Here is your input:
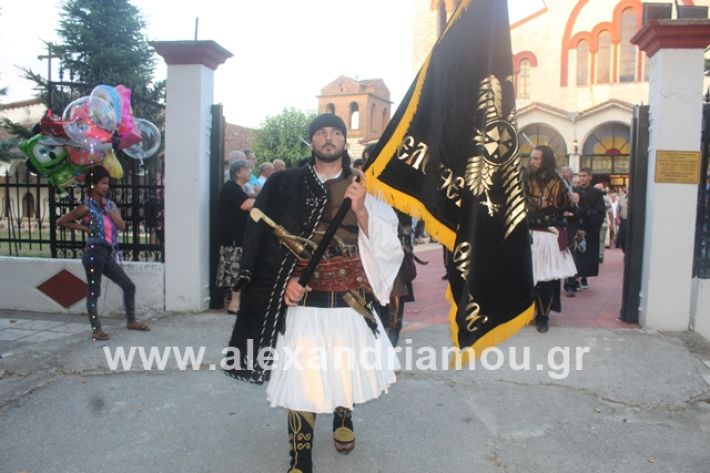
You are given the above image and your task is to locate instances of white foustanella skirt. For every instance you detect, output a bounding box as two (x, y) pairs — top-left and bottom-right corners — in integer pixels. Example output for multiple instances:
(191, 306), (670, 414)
(266, 305), (400, 413)
(530, 229), (578, 284)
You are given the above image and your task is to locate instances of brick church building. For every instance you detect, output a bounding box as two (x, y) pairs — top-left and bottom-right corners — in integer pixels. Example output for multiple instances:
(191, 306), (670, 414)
(412, 0), (710, 187)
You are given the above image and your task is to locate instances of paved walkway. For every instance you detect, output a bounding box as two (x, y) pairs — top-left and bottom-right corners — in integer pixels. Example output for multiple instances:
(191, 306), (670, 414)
(405, 244), (634, 333)
(0, 312), (88, 358)
(1, 246), (710, 473)
(0, 244), (629, 358)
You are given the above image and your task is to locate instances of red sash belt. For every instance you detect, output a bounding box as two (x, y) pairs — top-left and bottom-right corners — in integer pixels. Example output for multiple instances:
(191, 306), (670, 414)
(294, 255), (372, 293)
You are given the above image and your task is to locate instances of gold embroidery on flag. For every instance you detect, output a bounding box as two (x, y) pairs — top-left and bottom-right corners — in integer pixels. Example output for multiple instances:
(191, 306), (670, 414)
(439, 166), (464, 207)
(396, 136), (431, 174)
(453, 241), (471, 280)
(465, 294), (489, 333)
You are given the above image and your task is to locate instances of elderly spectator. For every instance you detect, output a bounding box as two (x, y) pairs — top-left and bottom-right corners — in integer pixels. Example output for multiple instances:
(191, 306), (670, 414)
(257, 162), (275, 185)
(225, 150), (246, 183)
(217, 160), (255, 313)
(243, 150), (262, 197)
(273, 159), (286, 173)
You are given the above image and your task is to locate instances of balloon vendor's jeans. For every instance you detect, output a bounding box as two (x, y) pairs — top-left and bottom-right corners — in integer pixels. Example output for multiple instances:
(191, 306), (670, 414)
(82, 242), (136, 331)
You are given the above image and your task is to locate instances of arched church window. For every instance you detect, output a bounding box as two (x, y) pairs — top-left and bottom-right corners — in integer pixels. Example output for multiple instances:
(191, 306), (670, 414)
(619, 9), (637, 82)
(582, 122), (631, 174)
(325, 103), (335, 114)
(350, 102), (360, 130)
(2, 193), (11, 217)
(22, 192), (35, 219)
(576, 40), (589, 86)
(597, 31), (612, 83)
(518, 59), (531, 99)
(518, 124), (568, 168)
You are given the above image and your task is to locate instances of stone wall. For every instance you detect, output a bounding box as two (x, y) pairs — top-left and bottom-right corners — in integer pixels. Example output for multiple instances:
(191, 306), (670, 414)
(0, 256), (164, 316)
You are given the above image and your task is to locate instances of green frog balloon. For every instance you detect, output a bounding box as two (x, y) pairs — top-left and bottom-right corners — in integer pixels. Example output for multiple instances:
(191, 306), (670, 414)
(20, 134), (78, 196)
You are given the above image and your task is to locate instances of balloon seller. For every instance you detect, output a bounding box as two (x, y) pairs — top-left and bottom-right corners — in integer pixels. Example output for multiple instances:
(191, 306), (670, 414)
(57, 165), (151, 340)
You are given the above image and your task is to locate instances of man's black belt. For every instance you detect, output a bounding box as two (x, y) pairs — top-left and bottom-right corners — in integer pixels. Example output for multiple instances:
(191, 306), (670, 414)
(298, 288), (369, 309)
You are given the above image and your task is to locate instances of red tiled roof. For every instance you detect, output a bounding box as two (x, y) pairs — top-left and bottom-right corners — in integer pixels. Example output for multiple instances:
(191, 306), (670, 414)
(224, 122), (256, 158)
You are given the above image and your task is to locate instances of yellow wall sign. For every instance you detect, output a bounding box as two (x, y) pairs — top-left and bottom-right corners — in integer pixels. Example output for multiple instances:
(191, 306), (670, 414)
(654, 150), (701, 184)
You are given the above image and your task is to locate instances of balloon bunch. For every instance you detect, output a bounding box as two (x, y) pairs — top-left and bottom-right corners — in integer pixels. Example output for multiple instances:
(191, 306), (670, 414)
(19, 84), (162, 196)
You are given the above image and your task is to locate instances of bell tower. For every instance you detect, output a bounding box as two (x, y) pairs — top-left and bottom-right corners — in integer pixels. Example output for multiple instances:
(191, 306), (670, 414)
(317, 75), (392, 157)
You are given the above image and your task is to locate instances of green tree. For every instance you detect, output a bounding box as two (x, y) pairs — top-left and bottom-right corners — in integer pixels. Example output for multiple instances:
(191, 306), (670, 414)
(0, 120), (30, 162)
(0, 82), (19, 162)
(20, 0), (164, 124)
(253, 108), (316, 166)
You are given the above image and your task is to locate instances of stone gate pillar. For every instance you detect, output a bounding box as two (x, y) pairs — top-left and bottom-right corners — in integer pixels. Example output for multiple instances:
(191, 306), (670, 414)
(631, 20), (710, 330)
(151, 41), (232, 312)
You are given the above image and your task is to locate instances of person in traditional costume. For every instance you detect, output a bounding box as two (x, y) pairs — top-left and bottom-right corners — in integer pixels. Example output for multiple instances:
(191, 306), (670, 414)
(225, 113), (403, 473)
(361, 143), (417, 346)
(524, 146), (578, 332)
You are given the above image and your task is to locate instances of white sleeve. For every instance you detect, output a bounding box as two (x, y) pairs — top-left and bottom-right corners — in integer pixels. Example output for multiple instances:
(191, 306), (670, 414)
(358, 195), (405, 304)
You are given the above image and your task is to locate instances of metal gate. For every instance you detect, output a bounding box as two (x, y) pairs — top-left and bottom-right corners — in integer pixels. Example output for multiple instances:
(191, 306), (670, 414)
(693, 103), (710, 279)
(208, 104), (227, 309)
(619, 105), (649, 324)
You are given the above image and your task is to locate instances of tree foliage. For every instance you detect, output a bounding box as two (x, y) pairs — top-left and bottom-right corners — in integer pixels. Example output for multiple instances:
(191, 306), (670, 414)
(253, 108), (316, 166)
(20, 0), (164, 124)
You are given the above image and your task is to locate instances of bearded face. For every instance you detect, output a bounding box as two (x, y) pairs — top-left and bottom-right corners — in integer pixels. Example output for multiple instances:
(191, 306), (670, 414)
(311, 127), (346, 163)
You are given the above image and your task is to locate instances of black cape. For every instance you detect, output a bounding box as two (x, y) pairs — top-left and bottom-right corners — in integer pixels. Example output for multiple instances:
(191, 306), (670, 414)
(224, 164), (330, 384)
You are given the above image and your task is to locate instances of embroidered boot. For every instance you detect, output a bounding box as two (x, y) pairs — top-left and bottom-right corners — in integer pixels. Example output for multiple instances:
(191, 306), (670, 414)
(333, 406), (355, 454)
(288, 410), (315, 473)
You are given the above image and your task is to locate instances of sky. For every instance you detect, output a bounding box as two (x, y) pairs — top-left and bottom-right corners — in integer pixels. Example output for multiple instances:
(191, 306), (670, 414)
(0, 0), (545, 129)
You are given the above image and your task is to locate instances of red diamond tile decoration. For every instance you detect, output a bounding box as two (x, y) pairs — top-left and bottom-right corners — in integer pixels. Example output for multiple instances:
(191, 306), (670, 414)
(36, 269), (88, 309)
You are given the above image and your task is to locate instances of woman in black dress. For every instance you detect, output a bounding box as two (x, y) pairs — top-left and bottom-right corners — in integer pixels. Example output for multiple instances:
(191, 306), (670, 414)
(216, 160), (255, 313)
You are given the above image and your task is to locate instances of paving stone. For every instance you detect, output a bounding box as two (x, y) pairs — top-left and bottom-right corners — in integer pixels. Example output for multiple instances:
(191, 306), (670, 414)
(19, 320), (68, 331)
(48, 323), (87, 334)
(0, 328), (36, 341)
(0, 319), (32, 329)
(14, 331), (72, 343)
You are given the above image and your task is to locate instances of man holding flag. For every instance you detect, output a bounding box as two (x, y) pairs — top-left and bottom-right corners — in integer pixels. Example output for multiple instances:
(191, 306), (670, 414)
(226, 114), (403, 472)
(226, 0), (535, 470)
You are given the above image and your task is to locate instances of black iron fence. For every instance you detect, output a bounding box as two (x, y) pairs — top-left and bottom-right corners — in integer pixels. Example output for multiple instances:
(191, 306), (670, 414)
(1, 74), (165, 261)
(1, 156), (164, 261)
(693, 103), (710, 279)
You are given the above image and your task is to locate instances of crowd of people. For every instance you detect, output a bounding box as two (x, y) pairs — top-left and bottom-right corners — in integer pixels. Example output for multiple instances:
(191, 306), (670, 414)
(56, 113), (627, 473)
(525, 145), (628, 333)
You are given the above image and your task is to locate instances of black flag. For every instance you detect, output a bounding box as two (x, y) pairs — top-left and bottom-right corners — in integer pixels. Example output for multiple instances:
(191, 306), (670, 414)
(365, 0), (535, 362)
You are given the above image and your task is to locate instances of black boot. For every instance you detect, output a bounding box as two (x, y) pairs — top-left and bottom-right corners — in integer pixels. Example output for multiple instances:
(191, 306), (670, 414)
(536, 315), (549, 333)
(288, 410), (315, 473)
(333, 406), (355, 454)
